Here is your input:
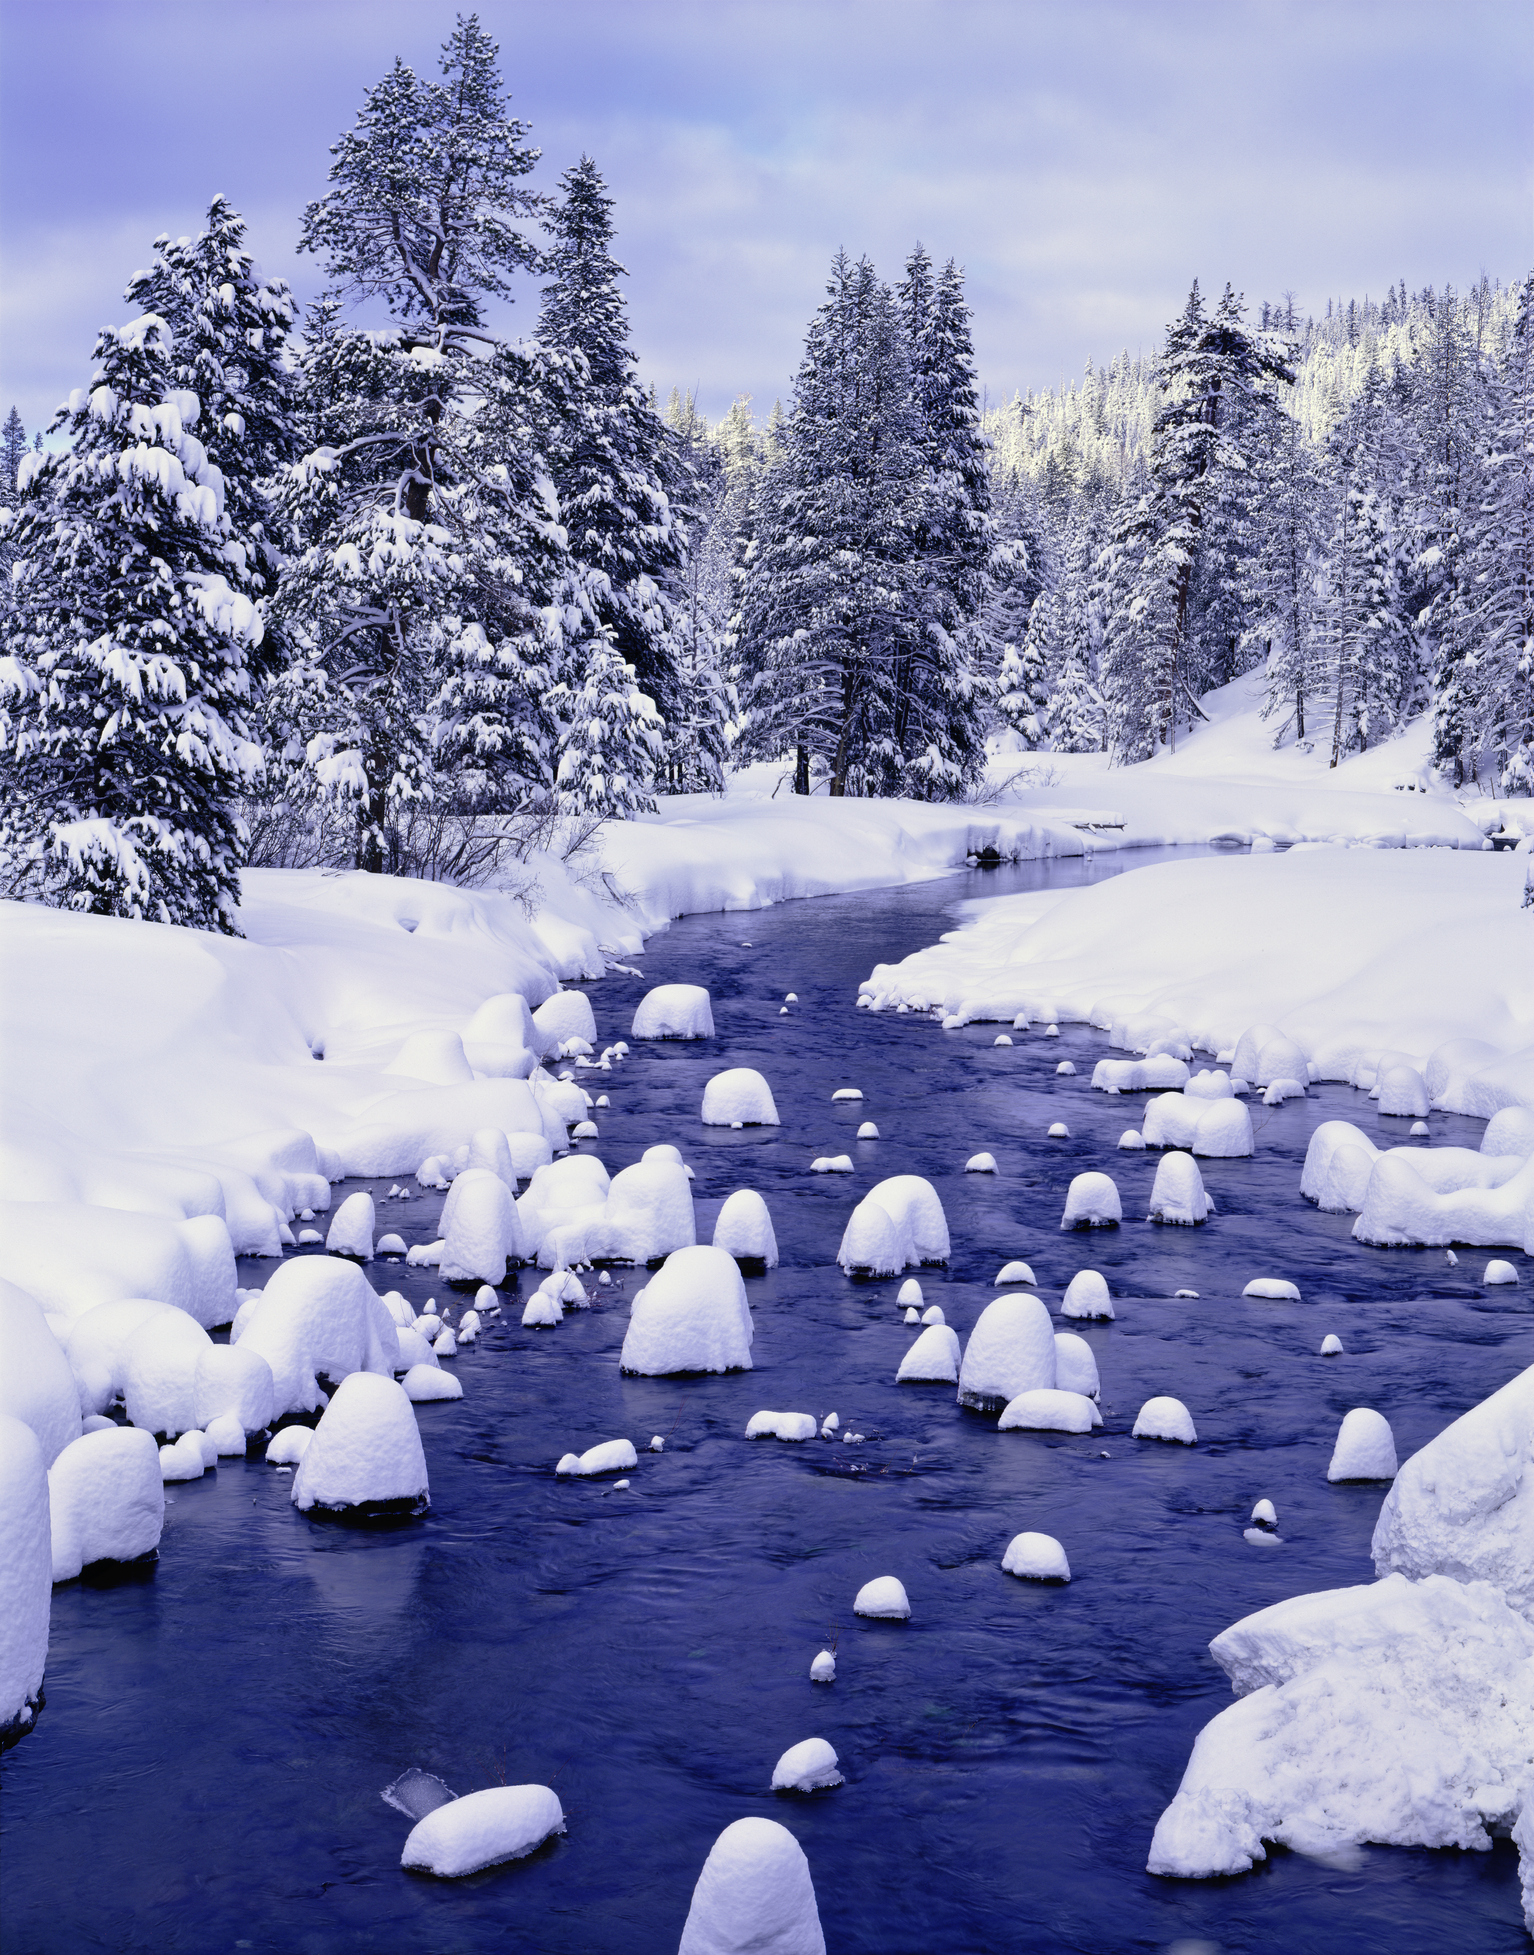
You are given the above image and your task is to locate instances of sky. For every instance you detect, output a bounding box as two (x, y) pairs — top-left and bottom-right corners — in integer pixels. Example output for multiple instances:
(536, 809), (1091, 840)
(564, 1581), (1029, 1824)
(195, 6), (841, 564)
(1, 0), (1529, 438)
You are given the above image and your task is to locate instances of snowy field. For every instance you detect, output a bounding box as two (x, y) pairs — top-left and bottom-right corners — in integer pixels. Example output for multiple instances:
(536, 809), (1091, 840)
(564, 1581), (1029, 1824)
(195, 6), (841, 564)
(2, 701), (1532, 1950)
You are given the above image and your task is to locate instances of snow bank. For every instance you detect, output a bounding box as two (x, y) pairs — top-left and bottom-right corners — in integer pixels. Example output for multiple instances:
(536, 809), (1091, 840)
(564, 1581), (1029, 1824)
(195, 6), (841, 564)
(1060, 1172), (1121, 1229)
(0, 1415), (51, 1744)
(677, 1815), (824, 1955)
(0, 1281), (81, 1466)
(836, 1175), (949, 1275)
(235, 1258), (397, 1417)
(1002, 1531), (1071, 1581)
(896, 1324), (962, 1384)
(957, 1295), (1056, 1412)
(0, 1202), (235, 1327)
(401, 1784), (565, 1877)
(701, 1068), (779, 1127)
(1371, 1363), (1534, 1618)
(712, 1189), (778, 1267)
(48, 1427), (162, 1581)
(771, 1737), (842, 1792)
(631, 984), (713, 1040)
(1147, 1574), (1534, 1883)
(291, 1372), (428, 1515)
(619, 1246), (753, 1376)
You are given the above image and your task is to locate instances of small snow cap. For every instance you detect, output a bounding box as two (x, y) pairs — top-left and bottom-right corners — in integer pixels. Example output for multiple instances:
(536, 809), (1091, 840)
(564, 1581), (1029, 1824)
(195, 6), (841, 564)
(1320, 1333), (1345, 1355)
(1484, 1260), (1519, 1286)
(1132, 1396), (1197, 1444)
(1001, 1530), (1071, 1581)
(853, 1575), (910, 1619)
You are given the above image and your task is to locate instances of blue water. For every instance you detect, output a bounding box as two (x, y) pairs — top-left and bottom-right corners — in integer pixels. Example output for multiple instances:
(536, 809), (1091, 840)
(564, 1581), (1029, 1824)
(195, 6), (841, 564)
(4, 849), (1531, 1955)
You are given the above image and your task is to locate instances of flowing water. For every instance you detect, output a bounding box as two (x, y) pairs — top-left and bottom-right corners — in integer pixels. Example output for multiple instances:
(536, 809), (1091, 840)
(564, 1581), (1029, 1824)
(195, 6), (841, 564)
(5, 849), (1531, 1955)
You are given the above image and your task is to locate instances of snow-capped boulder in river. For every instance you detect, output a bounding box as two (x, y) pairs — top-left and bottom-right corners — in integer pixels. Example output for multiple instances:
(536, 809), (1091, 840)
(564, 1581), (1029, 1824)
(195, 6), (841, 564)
(325, 1191), (375, 1261)
(235, 1258), (398, 1418)
(1060, 1172), (1121, 1230)
(123, 1309), (214, 1437)
(619, 1245), (753, 1376)
(1327, 1408), (1397, 1482)
(1231, 1024), (1310, 1090)
(48, 1426), (163, 1581)
(745, 1411), (818, 1442)
(701, 1069), (780, 1127)
(437, 1168), (525, 1285)
(713, 1189), (778, 1268)
(1376, 1065), (1430, 1118)
(896, 1323), (961, 1384)
(957, 1294), (1056, 1411)
(0, 1414), (51, 1745)
(1142, 1094), (1254, 1158)
(837, 1175), (949, 1276)
(1052, 1331), (1100, 1398)
(678, 1816), (825, 1955)
(0, 1280), (81, 1466)
(1371, 1363), (1533, 1615)
(533, 989), (597, 1054)
(1091, 1054), (1190, 1094)
(461, 992), (543, 1077)
(1134, 1396), (1197, 1444)
(631, 984), (714, 1040)
(998, 1388), (1101, 1433)
(290, 1372), (429, 1517)
(1061, 1270), (1113, 1320)
(771, 1737), (843, 1793)
(1147, 1153), (1211, 1225)
(402, 1784), (566, 1877)
(194, 1343), (276, 1438)
(1002, 1531), (1071, 1581)
(854, 1575), (911, 1619)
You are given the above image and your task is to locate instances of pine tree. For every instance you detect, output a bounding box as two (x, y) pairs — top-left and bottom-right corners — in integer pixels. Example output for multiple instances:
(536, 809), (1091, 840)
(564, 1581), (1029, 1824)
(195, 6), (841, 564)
(1469, 272), (1534, 788)
(0, 315), (266, 927)
(733, 252), (922, 796)
(996, 610), (1049, 748)
(1, 408), (25, 497)
(1250, 403), (1324, 745)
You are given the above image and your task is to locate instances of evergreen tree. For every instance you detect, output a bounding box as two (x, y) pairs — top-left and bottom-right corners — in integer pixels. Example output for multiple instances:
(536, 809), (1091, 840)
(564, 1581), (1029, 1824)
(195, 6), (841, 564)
(1250, 403), (1324, 744)
(1, 408), (25, 497)
(996, 610), (1049, 748)
(0, 315), (265, 927)
(1472, 272), (1534, 788)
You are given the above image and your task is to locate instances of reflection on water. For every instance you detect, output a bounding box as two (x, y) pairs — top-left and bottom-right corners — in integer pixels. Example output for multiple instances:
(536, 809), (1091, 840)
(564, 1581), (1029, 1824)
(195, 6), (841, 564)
(4, 851), (1530, 1954)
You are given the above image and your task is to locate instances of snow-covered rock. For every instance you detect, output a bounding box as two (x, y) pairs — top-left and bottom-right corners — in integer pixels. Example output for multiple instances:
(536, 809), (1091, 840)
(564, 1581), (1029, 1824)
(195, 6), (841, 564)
(965, 1151), (998, 1173)
(896, 1324), (961, 1384)
(810, 1649), (836, 1683)
(1321, 1333), (1345, 1355)
(159, 1431), (210, 1481)
(1060, 1172), (1121, 1229)
(557, 1438), (638, 1476)
(1118, 1129), (1147, 1151)
(1186, 1068), (1235, 1100)
(325, 1191), (375, 1260)
(235, 1257), (397, 1417)
(1047, 1122), (1069, 1138)
(920, 1304), (945, 1325)
(677, 1816), (824, 1955)
(1134, 1396), (1197, 1444)
(1091, 1054), (1191, 1093)
(1371, 1363), (1533, 1617)
(0, 1415), (51, 1744)
(856, 1121), (879, 1139)
(1055, 1060), (1076, 1076)
(438, 1168), (525, 1285)
(1301, 1121), (1381, 1210)
(534, 989), (597, 1052)
(1242, 1278), (1301, 1301)
(1147, 1152), (1210, 1225)
(535, 1156), (697, 1269)
(810, 1155), (854, 1174)
(123, 1309), (214, 1437)
(854, 1575), (910, 1619)
(1146, 1574), (1534, 1885)
(1376, 1065), (1430, 1117)
(48, 1426), (162, 1581)
(403, 1365), (462, 1402)
(836, 1175), (949, 1275)
(1142, 1093), (1254, 1157)
(0, 1280), (82, 1466)
(290, 1372), (428, 1516)
(957, 1294), (1056, 1411)
(1328, 1408), (1397, 1482)
(264, 1425), (313, 1465)
(771, 1737), (843, 1792)
(896, 1278), (923, 1307)
(401, 1784), (565, 1877)
(1060, 1270), (1113, 1320)
(745, 1411), (818, 1442)
(1002, 1531), (1071, 1581)
(619, 1245), (753, 1376)
(1486, 1259), (1520, 1284)
(995, 1261), (1037, 1286)
(831, 1087), (863, 1102)
(194, 1343), (276, 1437)
(631, 984), (713, 1040)
(713, 1189), (779, 1268)
(1231, 1024), (1309, 1090)
(701, 1068), (780, 1126)
(0, 1201), (237, 1327)
(997, 1388), (1101, 1434)
(1352, 1147), (1534, 1252)
(1052, 1331), (1100, 1398)
(386, 1029), (475, 1087)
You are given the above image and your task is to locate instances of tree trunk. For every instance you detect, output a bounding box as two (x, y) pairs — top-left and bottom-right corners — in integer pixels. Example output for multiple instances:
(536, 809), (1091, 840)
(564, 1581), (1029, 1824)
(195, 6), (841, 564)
(794, 743), (810, 796)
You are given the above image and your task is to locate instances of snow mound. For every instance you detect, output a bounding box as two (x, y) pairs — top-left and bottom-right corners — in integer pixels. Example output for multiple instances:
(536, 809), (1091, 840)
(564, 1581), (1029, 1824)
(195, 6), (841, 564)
(1052, 1331), (1100, 1397)
(1377, 1065), (1430, 1117)
(1321, 1333), (1345, 1355)
(1118, 1130), (1147, 1151)
(462, 992), (542, 1077)
(619, 1245), (753, 1375)
(1486, 1260), (1520, 1284)
(701, 1068), (780, 1127)
(831, 1088), (863, 1102)
(1186, 1069), (1235, 1100)
(810, 1156), (853, 1174)
(1148, 1152), (1210, 1225)
(921, 1304), (945, 1325)
(123, 1309), (214, 1436)
(534, 989), (597, 1052)
(678, 1816), (825, 1955)
(264, 1426), (312, 1465)
(438, 1168), (525, 1285)
(557, 1438), (637, 1476)
(1301, 1121), (1380, 1210)
(1243, 1278), (1301, 1301)
(325, 1191), (375, 1260)
(810, 1650), (835, 1683)
(402, 1784), (565, 1877)
(771, 1737), (842, 1793)
(998, 1388), (1101, 1433)
(896, 1279), (923, 1307)
(1060, 1172), (1121, 1229)
(1055, 1060), (1076, 1076)
(290, 1372), (428, 1515)
(1371, 1363), (1533, 1618)
(1002, 1531), (1071, 1581)
(0, 1280), (82, 1466)
(995, 1261), (1036, 1286)
(965, 1152), (998, 1173)
(632, 984), (713, 1040)
(0, 1415), (50, 1743)
(896, 1324), (961, 1384)
(403, 1365), (462, 1402)
(159, 1431), (210, 1481)
(48, 1426), (162, 1581)
(386, 1029), (475, 1086)
(1328, 1408), (1398, 1482)
(713, 1189), (779, 1268)
(745, 1411), (818, 1442)
(856, 1121), (879, 1139)
(1047, 1122), (1069, 1138)
(521, 1153), (696, 1268)
(0, 1201), (237, 1327)
(235, 1257), (397, 1417)
(1134, 1396), (1197, 1444)
(1147, 1574), (1534, 1884)
(957, 1294), (1056, 1411)
(1142, 1093), (1254, 1157)
(854, 1575), (910, 1619)
(1352, 1147), (1534, 1251)
(1092, 1055), (1191, 1093)
(837, 1175), (949, 1275)
(1232, 1025), (1309, 1090)
(1061, 1270), (1113, 1320)
(194, 1343), (275, 1437)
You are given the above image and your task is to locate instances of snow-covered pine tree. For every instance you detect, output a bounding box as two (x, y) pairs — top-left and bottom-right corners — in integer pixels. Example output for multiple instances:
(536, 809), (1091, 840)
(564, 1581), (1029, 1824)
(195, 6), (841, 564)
(1314, 426), (1410, 765)
(1, 408), (25, 497)
(894, 249), (993, 795)
(536, 157), (712, 782)
(1471, 272), (1534, 789)
(0, 314), (265, 927)
(996, 607), (1050, 749)
(1249, 401), (1324, 745)
(733, 252), (922, 796)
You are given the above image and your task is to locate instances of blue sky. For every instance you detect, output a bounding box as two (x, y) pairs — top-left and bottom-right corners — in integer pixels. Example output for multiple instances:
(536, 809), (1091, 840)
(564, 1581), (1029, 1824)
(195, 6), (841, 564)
(1, 0), (1529, 437)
